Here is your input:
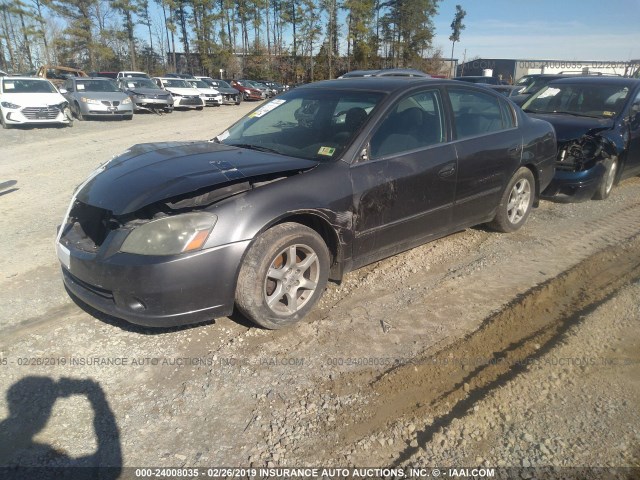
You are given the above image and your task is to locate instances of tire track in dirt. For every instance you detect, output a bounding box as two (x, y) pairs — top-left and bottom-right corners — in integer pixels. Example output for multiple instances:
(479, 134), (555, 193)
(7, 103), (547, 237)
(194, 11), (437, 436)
(293, 202), (640, 464)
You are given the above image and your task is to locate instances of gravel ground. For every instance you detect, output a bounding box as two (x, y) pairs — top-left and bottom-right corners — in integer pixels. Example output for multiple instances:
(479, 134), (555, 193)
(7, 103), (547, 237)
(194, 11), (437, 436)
(0, 102), (639, 479)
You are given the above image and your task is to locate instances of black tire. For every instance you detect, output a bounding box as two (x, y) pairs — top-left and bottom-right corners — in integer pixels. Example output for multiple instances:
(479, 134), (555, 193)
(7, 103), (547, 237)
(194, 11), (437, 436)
(488, 167), (535, 233)
(196, 106), (204, 111)
(124, 115), (133, 120)
(592, 156), (618, 200)
(73, 102), (84, 121)
(235, 222), (330, 329)
(164, 107), (173, 113)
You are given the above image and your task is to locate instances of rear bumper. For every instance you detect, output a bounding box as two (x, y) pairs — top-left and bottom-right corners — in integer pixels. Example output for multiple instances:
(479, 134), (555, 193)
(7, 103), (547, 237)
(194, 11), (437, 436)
(59, 240), (250, 327)
(541, 163), (606, 202)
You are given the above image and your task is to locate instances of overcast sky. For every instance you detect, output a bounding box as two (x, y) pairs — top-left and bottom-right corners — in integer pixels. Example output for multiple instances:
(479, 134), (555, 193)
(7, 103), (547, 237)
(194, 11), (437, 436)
(432, 0), (640, 61)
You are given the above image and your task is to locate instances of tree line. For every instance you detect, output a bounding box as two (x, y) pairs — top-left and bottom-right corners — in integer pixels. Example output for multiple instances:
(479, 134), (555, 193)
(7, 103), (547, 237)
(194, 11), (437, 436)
(0, 0), (454, 83)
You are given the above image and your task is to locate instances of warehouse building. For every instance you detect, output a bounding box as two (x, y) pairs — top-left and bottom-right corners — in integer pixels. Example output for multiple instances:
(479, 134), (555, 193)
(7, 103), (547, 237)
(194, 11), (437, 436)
(456, 58), (639, 83)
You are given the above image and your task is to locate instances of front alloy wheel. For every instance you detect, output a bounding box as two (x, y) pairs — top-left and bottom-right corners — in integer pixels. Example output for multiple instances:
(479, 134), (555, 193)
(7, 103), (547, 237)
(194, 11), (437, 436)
(235, 223), (330, 329)
(489, 167), (535, 233)
(264, 244), (320, 316)
(593, 156), (618, 200)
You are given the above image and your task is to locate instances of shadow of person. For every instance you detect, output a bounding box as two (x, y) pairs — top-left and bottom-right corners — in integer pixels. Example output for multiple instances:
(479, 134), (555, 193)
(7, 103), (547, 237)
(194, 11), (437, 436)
(0, 376), (122, 480)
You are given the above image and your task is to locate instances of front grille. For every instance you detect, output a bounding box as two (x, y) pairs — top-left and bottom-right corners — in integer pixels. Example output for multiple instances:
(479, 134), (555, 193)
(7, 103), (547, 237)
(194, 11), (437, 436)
(101, 101), (120, 106)
(181, 96), (201, 105)
(63, 269), (114, 300)
(22, 106), (60, 120)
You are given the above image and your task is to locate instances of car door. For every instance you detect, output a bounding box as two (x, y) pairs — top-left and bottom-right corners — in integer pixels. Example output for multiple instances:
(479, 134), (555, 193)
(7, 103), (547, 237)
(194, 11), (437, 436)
(624, 88), (640, 175)
(350, 88), (458, 267)
(446, 87), (522, 226)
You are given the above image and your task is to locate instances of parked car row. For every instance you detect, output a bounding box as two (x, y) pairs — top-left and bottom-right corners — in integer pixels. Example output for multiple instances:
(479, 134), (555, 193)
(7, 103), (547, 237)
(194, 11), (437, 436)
(0, 73), (256, 127)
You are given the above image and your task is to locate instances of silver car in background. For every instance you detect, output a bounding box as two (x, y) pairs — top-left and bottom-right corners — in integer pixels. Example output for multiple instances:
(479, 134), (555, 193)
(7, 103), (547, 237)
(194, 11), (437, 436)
(61, 77), (133, 120)
(118, 77), (174, 113)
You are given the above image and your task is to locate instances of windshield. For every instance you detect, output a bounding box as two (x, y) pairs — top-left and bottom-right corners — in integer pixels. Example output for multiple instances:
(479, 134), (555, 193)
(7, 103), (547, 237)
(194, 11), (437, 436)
(164, 79), (190, 88)
(516, 76), (535, 87)
(523, 83), (630, 118)
(189, 80), (210, 89)
(219, 88), (385, 161)
(75, 79), (120, 92)
(2, 78), (57, 93)
(123, 78), (161, 89)
(122, 72), (148, 78)
(520, 77), (561, 95)
(213, 80), (231, 88)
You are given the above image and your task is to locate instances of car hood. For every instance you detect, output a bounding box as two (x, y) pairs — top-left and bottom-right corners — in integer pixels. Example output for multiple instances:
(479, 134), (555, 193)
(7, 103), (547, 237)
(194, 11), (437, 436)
(527, 113), (614, 142)
(77, 141), (319, 215)
(195, 87), (220, 95)
(215, 87), (239, 95)
(70, 91), (129, 101)
(165, 87), (200, 96)
(1, 92), (66, 106)
(128, 88), (171, 97)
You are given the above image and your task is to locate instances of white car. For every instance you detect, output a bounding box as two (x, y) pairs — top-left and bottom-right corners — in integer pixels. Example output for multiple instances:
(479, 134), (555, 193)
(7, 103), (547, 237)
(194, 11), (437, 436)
(152, 77), (204, 110)
(187, 79), (223, 106)
(1, 76), (72, 129)
(117, 71), (150, 80)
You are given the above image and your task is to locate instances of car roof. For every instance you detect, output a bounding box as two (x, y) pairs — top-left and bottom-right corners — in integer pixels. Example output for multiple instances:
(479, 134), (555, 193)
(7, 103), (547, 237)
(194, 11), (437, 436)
(72, 77), (112, 81)
(1, 76), (51, 81)
(547, 76), (640, 87)
(298, 77), (486, 94)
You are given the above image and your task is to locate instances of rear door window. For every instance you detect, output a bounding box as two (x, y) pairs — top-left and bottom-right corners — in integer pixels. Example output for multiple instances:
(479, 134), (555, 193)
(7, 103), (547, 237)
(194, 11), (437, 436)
(448, 89), (510, 139)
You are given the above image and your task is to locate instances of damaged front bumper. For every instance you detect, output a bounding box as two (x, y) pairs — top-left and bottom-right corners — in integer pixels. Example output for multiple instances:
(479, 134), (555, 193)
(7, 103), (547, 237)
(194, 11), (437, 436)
(541, 162), (606, 202)
(58, 239), (250, 327)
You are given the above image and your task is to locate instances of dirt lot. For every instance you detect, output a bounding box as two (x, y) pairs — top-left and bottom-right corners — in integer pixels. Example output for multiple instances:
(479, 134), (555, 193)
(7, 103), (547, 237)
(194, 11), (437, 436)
(0, 104), (639, 479)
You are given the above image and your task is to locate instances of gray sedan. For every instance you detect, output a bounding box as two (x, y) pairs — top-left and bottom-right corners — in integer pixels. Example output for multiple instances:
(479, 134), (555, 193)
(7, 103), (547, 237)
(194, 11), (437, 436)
(117, 77), (174, 113)
(61, 77), (133, 120)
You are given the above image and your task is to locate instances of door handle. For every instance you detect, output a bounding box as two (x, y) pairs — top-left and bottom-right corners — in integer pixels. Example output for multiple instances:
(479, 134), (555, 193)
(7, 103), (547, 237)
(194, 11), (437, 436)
(438, 163), (456, 178)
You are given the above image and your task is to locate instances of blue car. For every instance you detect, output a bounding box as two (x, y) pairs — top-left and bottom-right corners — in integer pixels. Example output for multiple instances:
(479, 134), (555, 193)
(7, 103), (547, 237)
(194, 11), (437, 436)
(523, 77), (640, 201)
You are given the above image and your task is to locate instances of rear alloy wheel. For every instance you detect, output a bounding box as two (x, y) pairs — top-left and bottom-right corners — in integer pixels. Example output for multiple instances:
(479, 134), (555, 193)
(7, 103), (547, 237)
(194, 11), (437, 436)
(235, 223), (330, 329)
(489, 167), (535, 233)
(593, 156), (618, 200)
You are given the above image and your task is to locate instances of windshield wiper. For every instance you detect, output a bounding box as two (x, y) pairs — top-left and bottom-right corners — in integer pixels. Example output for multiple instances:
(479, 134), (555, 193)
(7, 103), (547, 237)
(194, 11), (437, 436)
(552, 110), (601, 118)
(230, 143), (281, 155)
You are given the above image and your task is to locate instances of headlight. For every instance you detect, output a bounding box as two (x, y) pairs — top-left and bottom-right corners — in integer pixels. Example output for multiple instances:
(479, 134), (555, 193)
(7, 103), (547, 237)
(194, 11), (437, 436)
(120, 212), (217, 256)
(134, 94), (146, 99)
(122, 97), (132, 104)
(1, 101), (20, 109)
(81, 97), (102, 105)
